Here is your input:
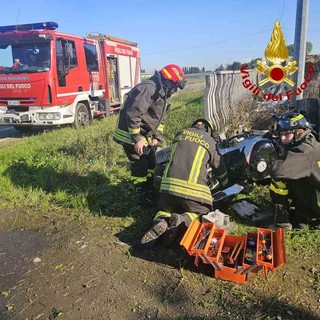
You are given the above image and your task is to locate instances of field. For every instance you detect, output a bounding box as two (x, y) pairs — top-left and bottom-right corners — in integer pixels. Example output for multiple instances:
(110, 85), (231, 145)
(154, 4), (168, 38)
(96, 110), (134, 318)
(0, 89), (319, 320)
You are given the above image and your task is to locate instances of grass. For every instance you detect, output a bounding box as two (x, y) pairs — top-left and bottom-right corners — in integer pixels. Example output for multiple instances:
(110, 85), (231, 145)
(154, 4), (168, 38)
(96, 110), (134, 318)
(0, 90), (204, 215)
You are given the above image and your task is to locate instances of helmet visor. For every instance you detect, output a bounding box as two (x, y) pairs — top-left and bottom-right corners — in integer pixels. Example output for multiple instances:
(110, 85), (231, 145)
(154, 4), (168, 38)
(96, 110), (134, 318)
(277, 119), (291, 131)
(176, 79), (186, 90)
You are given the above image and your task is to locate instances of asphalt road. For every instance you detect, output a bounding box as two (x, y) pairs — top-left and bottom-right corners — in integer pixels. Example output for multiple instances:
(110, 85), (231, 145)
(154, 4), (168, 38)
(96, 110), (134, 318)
(0, 126), (22, 140)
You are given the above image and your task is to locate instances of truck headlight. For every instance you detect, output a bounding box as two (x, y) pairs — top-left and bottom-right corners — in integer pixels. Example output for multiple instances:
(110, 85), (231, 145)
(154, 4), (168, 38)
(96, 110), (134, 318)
(38, 112), (61, 120)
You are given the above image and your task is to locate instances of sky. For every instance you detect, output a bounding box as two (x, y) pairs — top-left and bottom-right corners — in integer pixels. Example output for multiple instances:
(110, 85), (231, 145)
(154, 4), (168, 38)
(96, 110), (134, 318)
(0, 0), (319, 72)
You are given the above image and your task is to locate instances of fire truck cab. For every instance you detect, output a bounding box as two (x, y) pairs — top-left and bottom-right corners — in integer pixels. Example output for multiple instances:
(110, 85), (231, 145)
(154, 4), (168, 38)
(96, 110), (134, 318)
(0, 21), (141, 130)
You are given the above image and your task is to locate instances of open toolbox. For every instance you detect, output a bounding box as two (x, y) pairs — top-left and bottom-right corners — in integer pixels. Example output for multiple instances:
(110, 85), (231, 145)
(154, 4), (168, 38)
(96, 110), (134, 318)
(180, 220), (286, 284)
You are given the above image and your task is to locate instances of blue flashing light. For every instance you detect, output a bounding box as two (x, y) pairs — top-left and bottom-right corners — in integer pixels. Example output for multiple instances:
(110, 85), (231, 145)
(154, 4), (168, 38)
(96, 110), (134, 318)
(0, 22), (58, 33)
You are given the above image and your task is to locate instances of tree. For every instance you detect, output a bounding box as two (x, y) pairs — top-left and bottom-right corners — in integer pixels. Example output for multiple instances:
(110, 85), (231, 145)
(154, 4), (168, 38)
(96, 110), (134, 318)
(247, 58), (262, 69)
(287, 41), (313, 57)
(215, 64), (225, 71)
(182, 66), (202, 74)
(226, 61), (242, 71)
(306, 41), (313, 55)
(214, 58), (262, 72)
(287, 44), (294, 57)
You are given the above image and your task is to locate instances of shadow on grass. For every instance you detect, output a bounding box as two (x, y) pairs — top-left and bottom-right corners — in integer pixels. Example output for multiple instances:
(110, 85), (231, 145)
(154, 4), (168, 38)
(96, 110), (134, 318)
(3, 161), (138, 218)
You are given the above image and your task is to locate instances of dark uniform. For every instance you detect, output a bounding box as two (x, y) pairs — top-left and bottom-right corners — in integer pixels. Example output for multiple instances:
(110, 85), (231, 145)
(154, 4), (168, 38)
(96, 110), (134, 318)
(113, 71), (171, 201)
(159, 126), (228, 211)
(141, 120), (228, 246)
(113, 64), (186, 205)
(270, 131), (320, 225)
(270, 111), (320, 227)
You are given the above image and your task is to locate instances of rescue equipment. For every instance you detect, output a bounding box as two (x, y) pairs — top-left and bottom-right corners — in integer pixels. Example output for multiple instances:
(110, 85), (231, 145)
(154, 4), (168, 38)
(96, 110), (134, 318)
(181, 220), (286, 284)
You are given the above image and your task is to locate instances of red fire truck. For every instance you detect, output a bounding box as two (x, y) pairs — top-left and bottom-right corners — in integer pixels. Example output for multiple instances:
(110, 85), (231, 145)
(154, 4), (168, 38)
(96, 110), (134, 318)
(0, 21), (141, 131)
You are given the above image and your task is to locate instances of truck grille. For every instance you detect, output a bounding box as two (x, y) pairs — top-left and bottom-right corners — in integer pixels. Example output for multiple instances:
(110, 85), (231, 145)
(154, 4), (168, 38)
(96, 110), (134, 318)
(0, 97), (36, 105)
(7, 106), (30, 112)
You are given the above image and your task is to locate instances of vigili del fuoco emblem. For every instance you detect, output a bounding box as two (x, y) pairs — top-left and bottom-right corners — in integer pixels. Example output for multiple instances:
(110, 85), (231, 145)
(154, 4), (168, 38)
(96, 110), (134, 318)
(255, 20), (298, 87)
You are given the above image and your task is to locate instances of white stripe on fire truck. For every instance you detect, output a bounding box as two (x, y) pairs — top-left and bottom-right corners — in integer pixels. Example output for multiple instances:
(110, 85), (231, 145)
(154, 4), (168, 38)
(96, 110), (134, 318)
(57, 90), (105, 97)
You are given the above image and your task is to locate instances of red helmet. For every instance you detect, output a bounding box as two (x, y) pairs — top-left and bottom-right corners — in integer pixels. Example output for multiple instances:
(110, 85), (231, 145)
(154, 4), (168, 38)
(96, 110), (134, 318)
(160, 64), (186, 89)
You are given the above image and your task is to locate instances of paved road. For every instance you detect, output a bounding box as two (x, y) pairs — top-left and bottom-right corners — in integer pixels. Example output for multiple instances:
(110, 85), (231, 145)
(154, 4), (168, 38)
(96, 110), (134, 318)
(0, 109), (21, 141)
(0, 126), (22, 140)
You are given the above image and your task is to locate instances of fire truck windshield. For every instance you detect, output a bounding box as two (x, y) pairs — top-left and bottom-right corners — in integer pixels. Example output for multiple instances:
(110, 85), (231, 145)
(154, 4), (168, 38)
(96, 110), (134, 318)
(0, 42), (50, 74)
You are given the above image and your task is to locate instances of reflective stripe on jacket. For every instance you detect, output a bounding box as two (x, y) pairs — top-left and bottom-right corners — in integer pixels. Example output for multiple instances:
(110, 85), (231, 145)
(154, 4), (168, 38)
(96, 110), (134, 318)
(269, 179), (290, 207)
(160, 127), (227, 205)
(113, 71), (169, 145)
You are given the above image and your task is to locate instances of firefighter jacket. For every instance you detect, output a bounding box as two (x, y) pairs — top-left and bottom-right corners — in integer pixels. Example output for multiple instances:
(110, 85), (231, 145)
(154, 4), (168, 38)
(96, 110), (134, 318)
(160, 127), (228, 206)
(113, 71), (169, 145)
(270, 131), (320, 216)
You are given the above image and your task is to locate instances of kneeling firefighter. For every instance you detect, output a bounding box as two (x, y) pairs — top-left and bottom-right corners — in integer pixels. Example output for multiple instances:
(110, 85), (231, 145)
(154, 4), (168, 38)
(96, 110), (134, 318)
(141, 119), (229, 246)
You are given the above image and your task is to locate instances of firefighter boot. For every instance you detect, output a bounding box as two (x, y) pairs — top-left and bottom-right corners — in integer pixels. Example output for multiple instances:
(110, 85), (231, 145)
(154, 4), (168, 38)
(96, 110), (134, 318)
(141, 219), (169, 246)
(289, 209), (308, 229)
(161, 213), (191, 247)
(274, 205), (292, 231)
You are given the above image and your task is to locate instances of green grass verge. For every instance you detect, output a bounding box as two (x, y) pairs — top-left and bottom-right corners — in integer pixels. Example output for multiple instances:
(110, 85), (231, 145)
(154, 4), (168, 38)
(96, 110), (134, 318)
(0, 91), (203, 216)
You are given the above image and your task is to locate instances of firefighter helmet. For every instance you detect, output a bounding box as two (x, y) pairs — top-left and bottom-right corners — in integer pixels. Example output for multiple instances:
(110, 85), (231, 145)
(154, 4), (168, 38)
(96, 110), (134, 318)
(192, 118), (215, 137)
(276, 111), (310, 146)
(277, 111), (310, 132)
(160, 64), (186, 89)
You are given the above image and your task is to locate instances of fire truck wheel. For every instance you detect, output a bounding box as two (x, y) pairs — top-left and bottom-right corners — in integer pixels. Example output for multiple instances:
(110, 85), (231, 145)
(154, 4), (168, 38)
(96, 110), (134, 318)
(73, 103), (91, 129)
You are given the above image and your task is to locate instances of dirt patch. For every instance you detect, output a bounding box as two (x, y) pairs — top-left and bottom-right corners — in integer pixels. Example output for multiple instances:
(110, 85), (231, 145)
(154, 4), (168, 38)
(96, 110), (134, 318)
(0, 230), (48, 319)
(0, 208), (319, 320)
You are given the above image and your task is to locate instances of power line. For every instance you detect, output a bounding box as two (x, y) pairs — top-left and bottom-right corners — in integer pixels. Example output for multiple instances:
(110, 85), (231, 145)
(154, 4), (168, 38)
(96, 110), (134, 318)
(16, 8), (20, 24)
(142, 29), (272, 56)
(279, 0), (286, 21)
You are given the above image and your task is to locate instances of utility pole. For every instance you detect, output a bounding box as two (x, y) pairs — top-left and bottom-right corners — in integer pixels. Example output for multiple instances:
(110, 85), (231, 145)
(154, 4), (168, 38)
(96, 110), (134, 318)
(293, 0), (309, 101)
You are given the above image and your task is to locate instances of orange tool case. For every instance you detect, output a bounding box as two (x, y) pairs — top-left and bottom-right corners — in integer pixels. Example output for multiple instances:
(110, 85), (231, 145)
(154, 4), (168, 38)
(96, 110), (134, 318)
(180, 220), (286, 284)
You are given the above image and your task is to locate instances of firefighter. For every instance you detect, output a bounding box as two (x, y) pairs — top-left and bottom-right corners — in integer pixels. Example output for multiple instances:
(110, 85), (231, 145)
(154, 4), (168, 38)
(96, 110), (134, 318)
(141, 119), (229, 246)
(269, 111), (320, 229)
(113, 64), (186, 205)
(25, 50), (37, 66)
(13, 59), (23, 70)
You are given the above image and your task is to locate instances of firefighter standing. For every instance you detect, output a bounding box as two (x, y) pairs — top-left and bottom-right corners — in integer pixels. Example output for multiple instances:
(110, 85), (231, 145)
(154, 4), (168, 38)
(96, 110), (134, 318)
(270, 111), (320, 229)
(113, 64), (186, 205)
(141, 119), (229, 246)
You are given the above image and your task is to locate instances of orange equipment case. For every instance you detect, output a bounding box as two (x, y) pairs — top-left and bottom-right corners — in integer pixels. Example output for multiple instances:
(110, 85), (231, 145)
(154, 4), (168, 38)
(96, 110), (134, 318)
(180, 220), (286, 284)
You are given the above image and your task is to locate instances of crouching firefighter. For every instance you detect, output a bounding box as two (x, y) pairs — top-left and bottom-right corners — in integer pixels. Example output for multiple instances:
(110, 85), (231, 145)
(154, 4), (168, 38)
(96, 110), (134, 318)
(270, 111), (320, 229)
(141, 119), (229, 246)
(113, 64), (186, 205)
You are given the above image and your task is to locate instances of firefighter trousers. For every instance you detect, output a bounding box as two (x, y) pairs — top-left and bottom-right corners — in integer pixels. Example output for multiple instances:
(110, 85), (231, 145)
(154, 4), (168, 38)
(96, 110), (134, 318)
(149, 193), (212, 246)
(122, 143), (156, 190)
(154, 193), (212, 224)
